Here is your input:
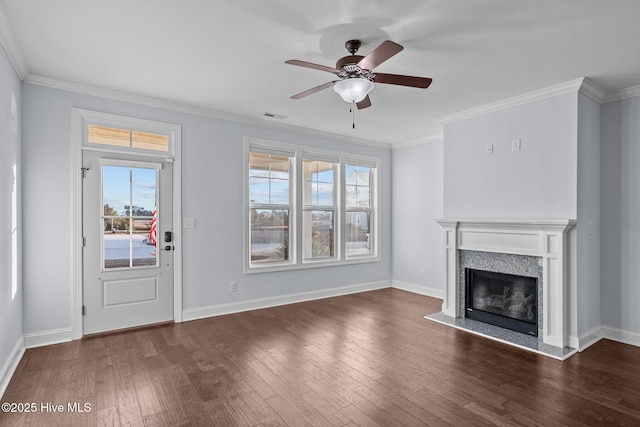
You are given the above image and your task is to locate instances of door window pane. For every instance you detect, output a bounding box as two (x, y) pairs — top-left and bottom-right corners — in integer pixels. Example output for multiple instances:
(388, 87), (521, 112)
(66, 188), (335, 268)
(250, 209), (289, 263)
(102, 165), (159, 269)
(103, 218), (131, 268)
(131, 168), (157, 216)
(132, 218), (157, 266)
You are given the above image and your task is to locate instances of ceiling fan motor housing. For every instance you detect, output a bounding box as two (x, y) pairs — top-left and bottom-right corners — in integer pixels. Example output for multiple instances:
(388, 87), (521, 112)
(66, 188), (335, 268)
(337, 40), (374, 79)
(336, 55), (365, 71)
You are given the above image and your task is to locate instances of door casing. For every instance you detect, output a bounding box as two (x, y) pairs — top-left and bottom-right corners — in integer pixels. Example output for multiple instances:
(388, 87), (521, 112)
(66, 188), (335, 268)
(71, 108), (183, 339)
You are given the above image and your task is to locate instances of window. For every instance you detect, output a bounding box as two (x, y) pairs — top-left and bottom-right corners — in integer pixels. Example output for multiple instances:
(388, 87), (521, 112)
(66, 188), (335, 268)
(102, 163), (160, 269)
(345, 162), (374, 257)
(245, 138), (379, 272)
(248, 149), (294, 265)
(11, 164), (17, 300)
(87, 125), (170, 152)
(302, 156), (338, 261)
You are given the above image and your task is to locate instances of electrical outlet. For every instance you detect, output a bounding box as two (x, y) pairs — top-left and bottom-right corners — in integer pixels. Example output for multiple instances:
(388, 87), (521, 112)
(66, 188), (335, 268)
(229, 281), (237, 292)
(420, 269), (427, 278)
(486, 144), (494, 155)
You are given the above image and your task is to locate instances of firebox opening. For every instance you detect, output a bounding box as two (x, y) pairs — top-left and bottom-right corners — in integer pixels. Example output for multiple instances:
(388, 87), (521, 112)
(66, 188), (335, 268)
(465, 268), (538, 336)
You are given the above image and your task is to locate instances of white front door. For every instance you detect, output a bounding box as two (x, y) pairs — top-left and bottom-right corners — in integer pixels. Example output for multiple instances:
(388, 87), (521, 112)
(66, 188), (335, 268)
(82, 150), (174, 335)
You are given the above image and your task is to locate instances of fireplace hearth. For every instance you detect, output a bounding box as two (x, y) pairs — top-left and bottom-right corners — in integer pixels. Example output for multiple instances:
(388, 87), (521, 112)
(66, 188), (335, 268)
(465, 268), (538, 336)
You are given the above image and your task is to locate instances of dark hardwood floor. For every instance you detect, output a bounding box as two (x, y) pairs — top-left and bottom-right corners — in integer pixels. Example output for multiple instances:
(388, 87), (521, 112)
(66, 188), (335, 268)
(2, 288), (639, 426)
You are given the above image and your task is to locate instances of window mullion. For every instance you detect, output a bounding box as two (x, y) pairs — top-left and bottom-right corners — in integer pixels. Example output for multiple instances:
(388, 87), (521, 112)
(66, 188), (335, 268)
(294, 152), (302, 265)
(339, 161), (345, 261)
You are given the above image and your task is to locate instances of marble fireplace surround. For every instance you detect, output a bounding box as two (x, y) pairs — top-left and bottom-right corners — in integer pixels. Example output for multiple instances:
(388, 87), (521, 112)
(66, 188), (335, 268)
(435, 219), (576, 349)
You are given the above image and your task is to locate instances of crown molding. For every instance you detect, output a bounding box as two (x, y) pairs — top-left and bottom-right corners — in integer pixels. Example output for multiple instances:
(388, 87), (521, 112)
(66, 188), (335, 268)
(392, 134), (443, 150)
(439, 78), (590, 125)
(0, 2), (28, 79)
(603, 84), (640, 103)
(438, 76), (640, 125)
(23, 73), (392, 150)
(578, 77), (607, 103)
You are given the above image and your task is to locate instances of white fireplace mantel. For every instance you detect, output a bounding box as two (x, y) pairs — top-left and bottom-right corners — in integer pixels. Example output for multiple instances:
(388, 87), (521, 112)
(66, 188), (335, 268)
(435, 218), (576, 348)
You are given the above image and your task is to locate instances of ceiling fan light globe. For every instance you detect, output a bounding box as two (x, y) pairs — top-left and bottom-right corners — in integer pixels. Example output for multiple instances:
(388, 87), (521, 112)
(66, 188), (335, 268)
(333, 78), (374, 103)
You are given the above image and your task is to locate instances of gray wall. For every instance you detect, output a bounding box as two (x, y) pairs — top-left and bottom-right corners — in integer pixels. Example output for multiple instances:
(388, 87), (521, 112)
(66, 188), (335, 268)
(0, 43), (22, 392)
(443, 93), (578, 219)
(601, 95), (640, 335)
(21, 83), (392, 336)
(391, 140), (444, 296)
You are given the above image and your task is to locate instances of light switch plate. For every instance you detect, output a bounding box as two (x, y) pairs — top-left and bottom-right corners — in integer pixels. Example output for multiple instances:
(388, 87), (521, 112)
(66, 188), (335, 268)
(183, 217), (195, 229)
(512, 139), (521, 151)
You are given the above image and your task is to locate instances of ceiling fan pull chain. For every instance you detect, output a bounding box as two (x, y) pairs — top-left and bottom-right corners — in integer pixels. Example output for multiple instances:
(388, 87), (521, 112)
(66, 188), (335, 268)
(352, 100), (356, 129)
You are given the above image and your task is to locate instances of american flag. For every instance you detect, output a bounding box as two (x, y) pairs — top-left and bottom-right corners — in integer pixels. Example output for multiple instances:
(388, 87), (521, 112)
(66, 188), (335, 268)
(149, 206), (157, 247)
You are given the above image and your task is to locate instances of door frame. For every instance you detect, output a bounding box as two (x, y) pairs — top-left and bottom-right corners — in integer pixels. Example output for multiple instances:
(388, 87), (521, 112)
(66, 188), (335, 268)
(71, 108), (183, 339)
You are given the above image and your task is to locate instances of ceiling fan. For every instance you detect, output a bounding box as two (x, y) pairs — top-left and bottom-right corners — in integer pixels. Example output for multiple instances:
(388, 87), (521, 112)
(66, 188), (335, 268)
(285, 39), (432, 110)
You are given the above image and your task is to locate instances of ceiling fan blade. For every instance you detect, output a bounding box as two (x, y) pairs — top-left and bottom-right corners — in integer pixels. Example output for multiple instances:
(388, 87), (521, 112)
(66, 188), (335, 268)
(285, 59), (339, 74)
(357, 40), (404, 71)
(356, 95), (372, 109)
(290, 81), (337, 99)
(373, 73), (433, 89)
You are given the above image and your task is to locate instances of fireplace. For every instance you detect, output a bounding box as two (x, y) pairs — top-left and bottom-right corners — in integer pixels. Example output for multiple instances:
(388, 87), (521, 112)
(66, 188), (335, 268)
(465, 268), (538, 336)
(435, 218), (576, 349)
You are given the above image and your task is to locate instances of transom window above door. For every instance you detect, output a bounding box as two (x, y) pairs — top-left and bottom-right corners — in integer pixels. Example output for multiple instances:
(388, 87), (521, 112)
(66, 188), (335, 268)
(88, 125), (170, 152)
(79, 109), (178, 156)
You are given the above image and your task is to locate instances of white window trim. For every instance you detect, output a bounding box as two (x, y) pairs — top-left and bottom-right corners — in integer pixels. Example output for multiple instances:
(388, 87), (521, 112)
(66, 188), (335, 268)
(243, 136), (380, 274)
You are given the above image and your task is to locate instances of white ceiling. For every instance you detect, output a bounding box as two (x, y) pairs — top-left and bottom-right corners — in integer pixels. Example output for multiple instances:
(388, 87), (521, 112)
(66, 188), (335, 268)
(2, 0), (639, 145)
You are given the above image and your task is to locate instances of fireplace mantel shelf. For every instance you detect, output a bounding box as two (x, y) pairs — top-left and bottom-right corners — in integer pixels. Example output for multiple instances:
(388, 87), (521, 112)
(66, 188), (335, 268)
(436, 218), (576, 229)
(435, 218), (576, 351)
(435, 218), (576, 231)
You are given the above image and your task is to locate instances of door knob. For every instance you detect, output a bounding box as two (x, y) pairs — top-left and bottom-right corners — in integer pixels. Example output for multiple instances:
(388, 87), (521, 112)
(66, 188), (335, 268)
(164, 245), (172, 251)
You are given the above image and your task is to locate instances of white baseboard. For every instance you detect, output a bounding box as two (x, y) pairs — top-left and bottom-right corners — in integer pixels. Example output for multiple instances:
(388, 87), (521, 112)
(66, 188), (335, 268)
(577, 326), (604, 351)
(571, 325), (639, 351)
(1, 337), (25, 399)
(183, 280), (392, 322)
(602, 325), (640, 347)
(23, 328), (73, 349)
(391, 280), (444, 299)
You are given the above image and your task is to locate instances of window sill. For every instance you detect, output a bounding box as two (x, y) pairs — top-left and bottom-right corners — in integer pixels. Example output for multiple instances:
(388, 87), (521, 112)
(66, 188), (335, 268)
(244, 256), (381, 275)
